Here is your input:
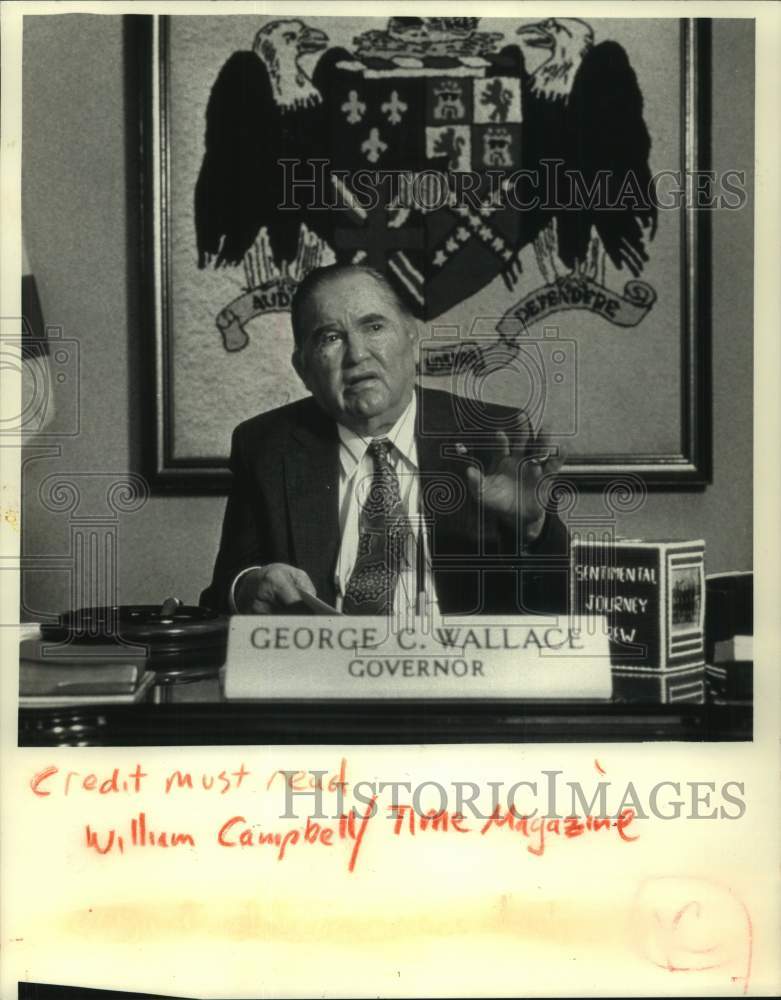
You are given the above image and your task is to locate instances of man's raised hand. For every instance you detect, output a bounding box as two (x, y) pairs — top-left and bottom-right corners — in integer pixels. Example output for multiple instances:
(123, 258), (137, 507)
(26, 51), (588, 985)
(463, 427), (565, 545)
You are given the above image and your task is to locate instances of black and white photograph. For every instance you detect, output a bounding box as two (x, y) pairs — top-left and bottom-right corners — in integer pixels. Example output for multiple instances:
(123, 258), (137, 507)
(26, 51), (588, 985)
(13, 9), (754, 744)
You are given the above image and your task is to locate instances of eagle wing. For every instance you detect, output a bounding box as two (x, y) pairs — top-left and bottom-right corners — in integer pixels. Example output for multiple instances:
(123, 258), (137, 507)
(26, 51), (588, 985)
(557, 40), (658, 276)
(195, 46), (356, 271)
(195, 51), (283, 268)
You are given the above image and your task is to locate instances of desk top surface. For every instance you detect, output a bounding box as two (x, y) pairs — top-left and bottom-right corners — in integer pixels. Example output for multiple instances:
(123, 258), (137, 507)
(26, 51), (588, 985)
(18, 698), (752, 746)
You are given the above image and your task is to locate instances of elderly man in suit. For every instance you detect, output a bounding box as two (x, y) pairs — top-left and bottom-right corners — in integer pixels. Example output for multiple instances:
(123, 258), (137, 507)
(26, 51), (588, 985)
(201, 264), (569, 615)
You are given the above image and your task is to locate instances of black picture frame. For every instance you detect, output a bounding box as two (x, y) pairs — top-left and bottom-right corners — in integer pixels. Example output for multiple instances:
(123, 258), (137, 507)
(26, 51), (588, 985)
(131, 15), (712, 494)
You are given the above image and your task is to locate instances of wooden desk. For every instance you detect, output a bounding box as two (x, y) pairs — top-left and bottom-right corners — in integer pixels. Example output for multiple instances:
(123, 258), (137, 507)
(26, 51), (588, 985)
(18, 697), (752, 746)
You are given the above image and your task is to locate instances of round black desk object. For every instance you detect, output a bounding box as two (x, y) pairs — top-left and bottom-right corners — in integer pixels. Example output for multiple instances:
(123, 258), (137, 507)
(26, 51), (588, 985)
(41, 599), (229, 703)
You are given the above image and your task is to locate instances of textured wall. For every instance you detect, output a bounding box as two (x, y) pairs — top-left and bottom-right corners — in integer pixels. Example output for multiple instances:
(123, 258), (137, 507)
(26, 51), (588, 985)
(20, 15), (753, 617)
(569, 19), (754, 570)
(21, 14), (224, 615)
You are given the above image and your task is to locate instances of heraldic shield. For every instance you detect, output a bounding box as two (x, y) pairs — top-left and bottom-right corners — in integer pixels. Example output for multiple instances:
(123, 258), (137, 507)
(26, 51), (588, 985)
(323, 49), (526, 320)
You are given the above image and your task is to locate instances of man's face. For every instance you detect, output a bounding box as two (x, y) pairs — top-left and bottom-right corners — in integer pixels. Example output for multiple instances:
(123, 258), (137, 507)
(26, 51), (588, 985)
(292, 273), (418, 434)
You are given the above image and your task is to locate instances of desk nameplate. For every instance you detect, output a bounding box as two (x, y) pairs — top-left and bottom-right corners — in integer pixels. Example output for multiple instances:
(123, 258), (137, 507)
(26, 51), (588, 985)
(224, 616), (612, 701)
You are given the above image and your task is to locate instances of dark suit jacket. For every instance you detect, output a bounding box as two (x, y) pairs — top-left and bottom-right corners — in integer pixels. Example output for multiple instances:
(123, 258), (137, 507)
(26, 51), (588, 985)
(201, 387), (570, 614)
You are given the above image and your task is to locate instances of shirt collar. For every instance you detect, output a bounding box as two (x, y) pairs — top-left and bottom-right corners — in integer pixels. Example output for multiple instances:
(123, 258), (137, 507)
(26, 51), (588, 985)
(337, 391), (418, 477)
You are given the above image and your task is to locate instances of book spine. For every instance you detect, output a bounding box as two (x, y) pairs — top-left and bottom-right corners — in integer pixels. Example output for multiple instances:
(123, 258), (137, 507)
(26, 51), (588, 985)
(571, 542), (662, 668)
(571, 541), (706, 672)
(666, 545), (706, 668)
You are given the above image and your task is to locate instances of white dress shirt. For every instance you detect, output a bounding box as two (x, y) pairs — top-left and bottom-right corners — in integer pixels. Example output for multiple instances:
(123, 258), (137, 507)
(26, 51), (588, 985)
(335, 393), (437, 617)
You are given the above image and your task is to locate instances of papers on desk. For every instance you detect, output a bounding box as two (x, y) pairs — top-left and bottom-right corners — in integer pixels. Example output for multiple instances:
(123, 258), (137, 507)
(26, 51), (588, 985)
(18, 671), (155, 708)
(295, 591), (342, 615)
(713, 634), (753, 662)
(18, 630), (154, 707)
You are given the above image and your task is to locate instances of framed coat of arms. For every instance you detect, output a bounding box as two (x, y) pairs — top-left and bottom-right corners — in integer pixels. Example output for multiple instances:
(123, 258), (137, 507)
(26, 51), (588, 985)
(132, 14), (713, 491)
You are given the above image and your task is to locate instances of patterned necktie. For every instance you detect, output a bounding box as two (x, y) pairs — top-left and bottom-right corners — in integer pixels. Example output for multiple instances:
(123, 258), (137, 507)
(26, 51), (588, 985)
(342, 438), (411, 615)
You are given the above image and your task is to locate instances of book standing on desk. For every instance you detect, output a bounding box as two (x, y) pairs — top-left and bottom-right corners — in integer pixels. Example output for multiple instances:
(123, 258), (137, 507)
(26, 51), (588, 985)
(571, 538), (706, 703)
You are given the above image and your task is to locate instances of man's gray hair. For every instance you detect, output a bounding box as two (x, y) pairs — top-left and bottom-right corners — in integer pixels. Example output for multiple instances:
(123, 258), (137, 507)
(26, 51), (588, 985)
(290, 264), (411, 348)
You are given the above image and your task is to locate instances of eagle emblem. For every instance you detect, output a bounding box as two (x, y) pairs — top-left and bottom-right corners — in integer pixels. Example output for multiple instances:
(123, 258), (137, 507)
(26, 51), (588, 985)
(195, 16), (658, 353)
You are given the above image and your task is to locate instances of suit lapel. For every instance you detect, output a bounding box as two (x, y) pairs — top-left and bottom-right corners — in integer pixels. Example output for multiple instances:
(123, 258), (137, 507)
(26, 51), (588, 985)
(415, 387), (477, 555)
(285, 411), (340, 603)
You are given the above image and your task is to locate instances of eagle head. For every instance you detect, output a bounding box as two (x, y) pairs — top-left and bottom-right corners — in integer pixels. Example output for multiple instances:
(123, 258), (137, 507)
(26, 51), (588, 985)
(516, 17), (594, 101)
(252, 19), (329, 111)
